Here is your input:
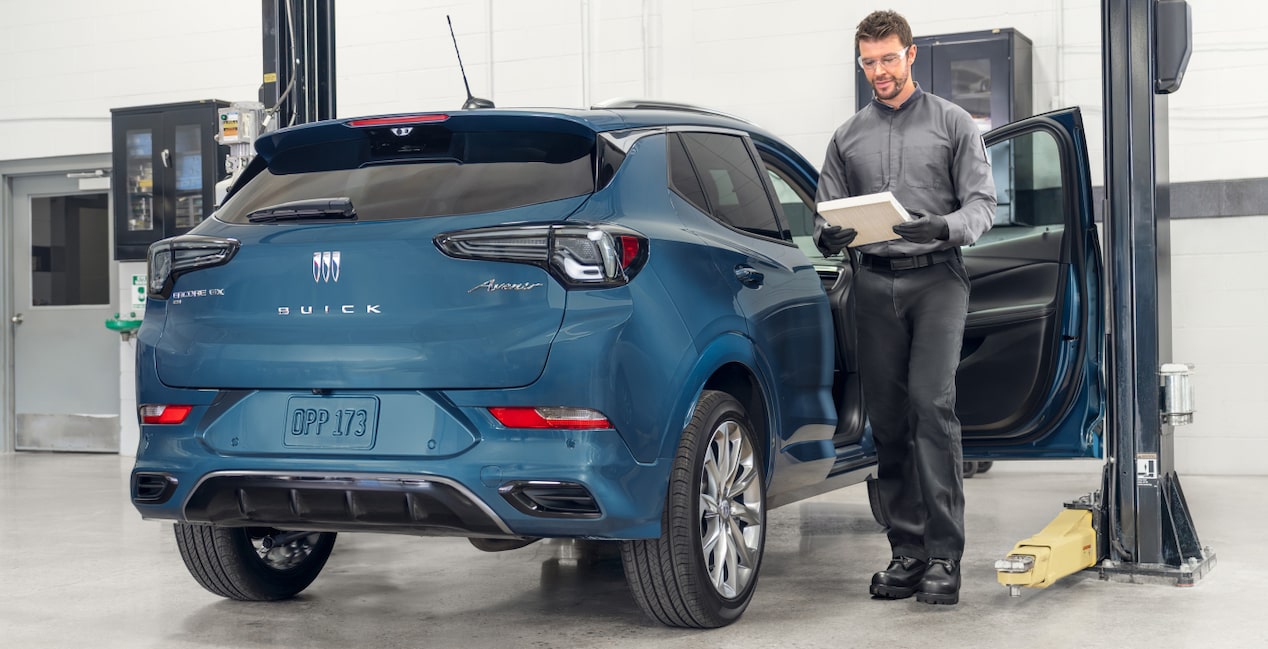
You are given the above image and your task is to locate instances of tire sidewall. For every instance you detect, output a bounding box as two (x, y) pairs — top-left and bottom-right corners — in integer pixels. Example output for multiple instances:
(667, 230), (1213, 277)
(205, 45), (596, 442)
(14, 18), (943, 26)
(678, 391), (766, 622)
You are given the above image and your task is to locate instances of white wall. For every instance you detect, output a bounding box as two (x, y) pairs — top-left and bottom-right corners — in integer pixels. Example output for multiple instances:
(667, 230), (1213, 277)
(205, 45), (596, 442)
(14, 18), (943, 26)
(5, 0), (1264, 192)
(0, 0), (261, 160)
(335, 0), (1268, 187)
(1171, 216), (1268, 475)
(2, 0), (1265, 473)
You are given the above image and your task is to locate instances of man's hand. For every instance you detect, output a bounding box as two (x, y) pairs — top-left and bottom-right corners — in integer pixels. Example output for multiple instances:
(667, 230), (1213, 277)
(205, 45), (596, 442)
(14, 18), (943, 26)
(818, 225), (857, 255)
(892, 213), (950, 244)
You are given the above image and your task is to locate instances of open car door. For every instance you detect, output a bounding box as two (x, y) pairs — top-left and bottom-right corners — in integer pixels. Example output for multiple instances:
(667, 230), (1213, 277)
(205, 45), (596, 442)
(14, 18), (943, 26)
(959, 107), (1105, 459)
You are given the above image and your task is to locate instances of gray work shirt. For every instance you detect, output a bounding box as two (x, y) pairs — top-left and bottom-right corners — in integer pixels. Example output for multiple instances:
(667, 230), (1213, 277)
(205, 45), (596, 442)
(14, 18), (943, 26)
(814, 86), (997, 257)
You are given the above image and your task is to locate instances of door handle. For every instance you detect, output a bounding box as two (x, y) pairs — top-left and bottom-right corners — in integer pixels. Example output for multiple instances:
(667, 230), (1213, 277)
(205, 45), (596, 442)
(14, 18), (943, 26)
(734, 266), (764, 288)
(10, 313), (22, 325)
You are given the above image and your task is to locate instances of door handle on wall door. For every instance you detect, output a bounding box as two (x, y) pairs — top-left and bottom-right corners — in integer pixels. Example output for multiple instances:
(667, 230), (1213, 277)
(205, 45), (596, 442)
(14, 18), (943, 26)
(10, 313), (22, 324)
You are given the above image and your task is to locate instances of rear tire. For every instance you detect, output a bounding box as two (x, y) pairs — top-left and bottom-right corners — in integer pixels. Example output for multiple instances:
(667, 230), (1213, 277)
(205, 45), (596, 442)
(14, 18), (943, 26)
(621, 390), (766, 628)
(173, 523), (336, 601)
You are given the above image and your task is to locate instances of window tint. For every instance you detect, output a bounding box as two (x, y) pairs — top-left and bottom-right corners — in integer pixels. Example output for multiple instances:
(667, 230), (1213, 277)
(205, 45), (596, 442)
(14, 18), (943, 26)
(218, 130), (595, 223)
(668, 133), (710, 214)
(678, 133), (781, 239)
(980, 129), (1066, 249)
(30, 195), (110, 306)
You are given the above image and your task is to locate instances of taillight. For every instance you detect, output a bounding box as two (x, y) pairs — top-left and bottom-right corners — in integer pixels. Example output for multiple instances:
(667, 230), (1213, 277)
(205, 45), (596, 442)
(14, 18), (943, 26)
(140, 404), (193, 425)
(147, 235), (240, 299)
(435, 223), (648, 288)
(619, 235), (641, 268)
(488, 407), (612, 430)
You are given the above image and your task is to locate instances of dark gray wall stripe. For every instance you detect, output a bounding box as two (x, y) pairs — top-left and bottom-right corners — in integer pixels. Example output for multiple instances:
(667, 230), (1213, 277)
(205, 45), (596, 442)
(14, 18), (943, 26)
(1091, 178), (1268, 222)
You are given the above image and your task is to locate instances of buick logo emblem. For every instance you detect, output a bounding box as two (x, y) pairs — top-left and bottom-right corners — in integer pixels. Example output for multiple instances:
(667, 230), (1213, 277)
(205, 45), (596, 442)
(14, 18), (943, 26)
(313, 251), (341, 283)
(391, 127), (413, 136)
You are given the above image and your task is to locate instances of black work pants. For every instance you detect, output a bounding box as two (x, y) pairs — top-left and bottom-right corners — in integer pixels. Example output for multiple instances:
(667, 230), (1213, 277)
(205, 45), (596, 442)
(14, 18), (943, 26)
(855, 256), (969, 561)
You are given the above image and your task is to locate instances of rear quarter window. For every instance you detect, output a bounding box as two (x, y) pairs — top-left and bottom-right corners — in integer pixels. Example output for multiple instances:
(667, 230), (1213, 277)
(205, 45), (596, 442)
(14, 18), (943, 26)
(672, 132), (783, 240)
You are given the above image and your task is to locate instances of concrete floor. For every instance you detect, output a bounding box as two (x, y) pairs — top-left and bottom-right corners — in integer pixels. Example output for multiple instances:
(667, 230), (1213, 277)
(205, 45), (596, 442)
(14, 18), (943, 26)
(0, 453), (1263, 649)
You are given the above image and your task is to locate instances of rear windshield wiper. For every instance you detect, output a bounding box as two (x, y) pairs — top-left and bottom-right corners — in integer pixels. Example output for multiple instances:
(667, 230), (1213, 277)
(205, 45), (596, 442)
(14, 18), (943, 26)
(246, 197), (357, 223)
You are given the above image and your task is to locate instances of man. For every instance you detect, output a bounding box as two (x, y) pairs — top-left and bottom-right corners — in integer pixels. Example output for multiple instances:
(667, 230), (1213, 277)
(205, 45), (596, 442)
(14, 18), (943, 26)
(814, 10), (996, 606)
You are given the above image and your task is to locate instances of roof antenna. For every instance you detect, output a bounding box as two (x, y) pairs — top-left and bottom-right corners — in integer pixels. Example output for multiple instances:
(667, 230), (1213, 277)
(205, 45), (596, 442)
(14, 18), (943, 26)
(448, 15), (495, 109)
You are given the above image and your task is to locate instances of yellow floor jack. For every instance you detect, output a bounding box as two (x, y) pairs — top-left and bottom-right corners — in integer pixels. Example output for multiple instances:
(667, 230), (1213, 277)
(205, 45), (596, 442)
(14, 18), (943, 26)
(995, 501), (1099, 597)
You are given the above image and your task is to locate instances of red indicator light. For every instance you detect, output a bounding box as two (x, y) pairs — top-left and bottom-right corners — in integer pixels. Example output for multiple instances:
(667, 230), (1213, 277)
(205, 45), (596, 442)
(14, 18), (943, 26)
(140, 404), (193, 425)
(618, 235), (641, 269)
(488, 407), (612, 430)
(347, 114), (450, 127)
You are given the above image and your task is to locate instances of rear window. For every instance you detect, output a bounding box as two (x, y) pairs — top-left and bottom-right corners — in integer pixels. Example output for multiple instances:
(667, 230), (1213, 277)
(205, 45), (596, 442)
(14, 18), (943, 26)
(217, 128), (596, 223)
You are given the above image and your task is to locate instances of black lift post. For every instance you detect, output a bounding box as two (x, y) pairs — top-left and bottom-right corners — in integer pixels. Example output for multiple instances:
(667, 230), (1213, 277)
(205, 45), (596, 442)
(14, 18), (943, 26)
(260, 0), (337, 128)
(1099, 0), (1213, 584)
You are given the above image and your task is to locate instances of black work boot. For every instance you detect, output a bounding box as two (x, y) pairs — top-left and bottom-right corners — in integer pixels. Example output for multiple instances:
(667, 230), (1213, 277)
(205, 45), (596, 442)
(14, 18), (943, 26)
(915, 558), (960, 605)
(869, 556), (927, 599)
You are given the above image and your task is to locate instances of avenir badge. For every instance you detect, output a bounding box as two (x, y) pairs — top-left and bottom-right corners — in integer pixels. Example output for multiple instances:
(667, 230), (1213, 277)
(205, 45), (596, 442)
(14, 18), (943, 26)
(469, 279), (544, 293)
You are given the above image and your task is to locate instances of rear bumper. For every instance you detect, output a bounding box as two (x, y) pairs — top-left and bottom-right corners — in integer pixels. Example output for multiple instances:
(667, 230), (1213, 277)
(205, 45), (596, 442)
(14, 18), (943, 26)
(158, 471), (516, 537)
(130, 391), (672, 539)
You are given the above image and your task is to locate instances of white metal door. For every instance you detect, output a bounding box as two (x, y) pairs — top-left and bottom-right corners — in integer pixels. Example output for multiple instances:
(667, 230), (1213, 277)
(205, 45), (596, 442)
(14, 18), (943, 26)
(10, 174), (118, 451)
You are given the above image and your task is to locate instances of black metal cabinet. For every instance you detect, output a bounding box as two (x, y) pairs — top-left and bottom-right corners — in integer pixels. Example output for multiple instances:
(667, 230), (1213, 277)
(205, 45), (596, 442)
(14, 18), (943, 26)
(856, 28), (1032, 129)
(111, 100), (229, 261)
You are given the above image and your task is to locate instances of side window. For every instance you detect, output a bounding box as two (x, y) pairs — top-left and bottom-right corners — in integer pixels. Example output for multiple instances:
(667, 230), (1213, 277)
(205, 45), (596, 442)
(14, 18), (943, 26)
(668, 133), (710, 214)
(981, 129), (1066, 250)
(765, 165), (825, 261)
(678, 132), (782, 240)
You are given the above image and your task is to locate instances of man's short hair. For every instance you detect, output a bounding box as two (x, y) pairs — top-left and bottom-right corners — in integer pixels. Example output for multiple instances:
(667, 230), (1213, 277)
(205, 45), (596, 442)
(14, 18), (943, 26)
(856, 10), (913, 48)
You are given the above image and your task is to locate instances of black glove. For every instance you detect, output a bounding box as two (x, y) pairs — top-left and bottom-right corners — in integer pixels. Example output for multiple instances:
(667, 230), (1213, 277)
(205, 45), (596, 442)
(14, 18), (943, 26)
(892, 212), (950, 244)
(818, 225), (857, 256)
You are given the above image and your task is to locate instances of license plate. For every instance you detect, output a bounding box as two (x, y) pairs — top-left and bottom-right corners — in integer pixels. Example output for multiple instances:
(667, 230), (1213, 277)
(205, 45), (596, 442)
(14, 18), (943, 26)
(283, 396), (379, 449)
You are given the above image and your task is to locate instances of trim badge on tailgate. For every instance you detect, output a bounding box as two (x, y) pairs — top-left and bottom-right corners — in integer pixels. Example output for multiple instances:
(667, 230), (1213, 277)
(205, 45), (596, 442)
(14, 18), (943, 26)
(469, 278), (544, 293)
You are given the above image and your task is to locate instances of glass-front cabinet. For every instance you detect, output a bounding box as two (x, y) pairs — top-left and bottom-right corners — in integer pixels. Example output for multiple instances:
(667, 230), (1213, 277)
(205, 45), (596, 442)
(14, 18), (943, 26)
(111, 100), (228, 260)
(856, 29), (1033, 131)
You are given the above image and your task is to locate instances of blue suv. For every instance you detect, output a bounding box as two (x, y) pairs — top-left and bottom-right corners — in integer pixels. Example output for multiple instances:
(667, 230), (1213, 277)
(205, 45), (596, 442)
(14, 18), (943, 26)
(131, 100), (1103, 627)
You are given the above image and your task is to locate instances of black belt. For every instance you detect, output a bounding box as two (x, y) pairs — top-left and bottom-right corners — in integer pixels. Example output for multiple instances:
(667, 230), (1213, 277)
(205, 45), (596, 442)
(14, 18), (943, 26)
(859, 248), (959, 271)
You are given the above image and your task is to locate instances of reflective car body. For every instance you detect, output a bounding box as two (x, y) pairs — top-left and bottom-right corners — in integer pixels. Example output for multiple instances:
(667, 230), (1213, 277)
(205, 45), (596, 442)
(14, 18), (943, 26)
(130, 102), (1103, 625)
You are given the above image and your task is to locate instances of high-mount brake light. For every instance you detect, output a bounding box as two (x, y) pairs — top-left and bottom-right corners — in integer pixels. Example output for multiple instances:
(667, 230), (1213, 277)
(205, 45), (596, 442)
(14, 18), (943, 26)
(435, 223), (649, 289)
(347, 114), (450, 127)
(140, 404), (193, 425)
(488, 407), (612, 430)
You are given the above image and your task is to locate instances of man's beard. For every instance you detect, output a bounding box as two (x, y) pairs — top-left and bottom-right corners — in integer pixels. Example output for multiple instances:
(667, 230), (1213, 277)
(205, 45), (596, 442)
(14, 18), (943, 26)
(872, 71), (909, 101)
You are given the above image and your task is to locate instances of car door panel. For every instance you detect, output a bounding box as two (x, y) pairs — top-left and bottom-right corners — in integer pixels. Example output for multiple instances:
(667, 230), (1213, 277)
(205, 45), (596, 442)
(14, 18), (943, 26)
(958, 108), (1104, 458)
(960, 227), (1063, 434)
(755, 142), (869, 455)
(966, 261), (1061, 316)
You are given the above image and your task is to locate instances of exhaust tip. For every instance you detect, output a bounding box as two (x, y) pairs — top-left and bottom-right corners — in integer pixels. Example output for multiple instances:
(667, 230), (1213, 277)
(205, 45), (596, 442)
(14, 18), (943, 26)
(499, 480), (601, 518)
(132, 473), (178, 504)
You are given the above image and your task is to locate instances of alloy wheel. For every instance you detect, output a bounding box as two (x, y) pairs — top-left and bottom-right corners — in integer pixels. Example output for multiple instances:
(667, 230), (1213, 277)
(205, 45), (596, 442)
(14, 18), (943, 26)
(698, 419), (764, 599)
